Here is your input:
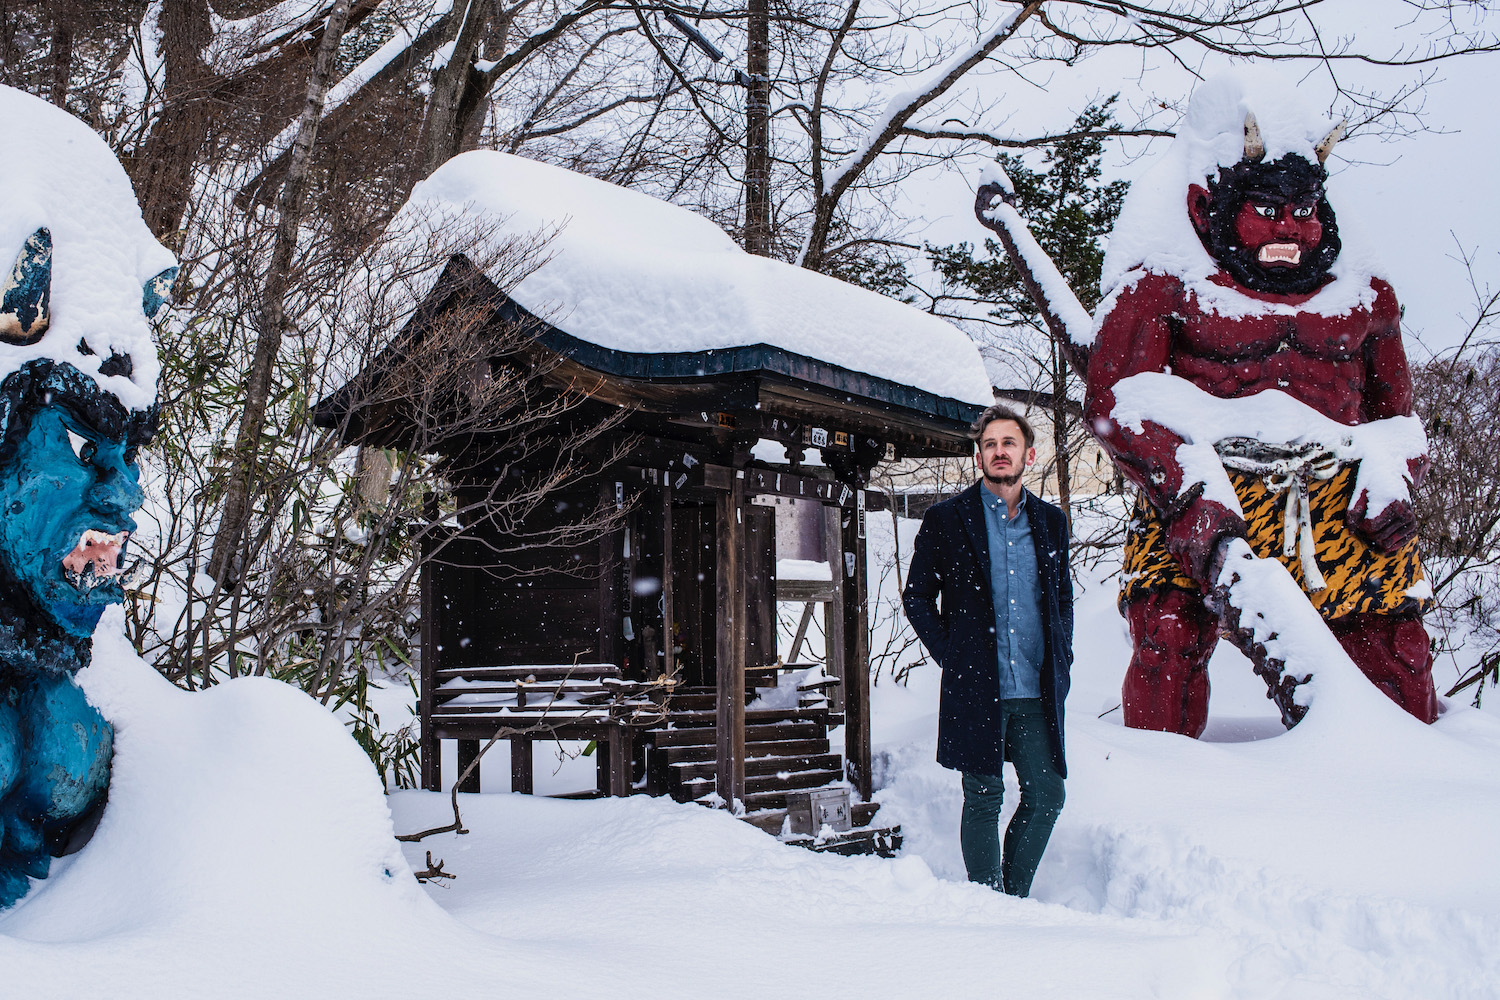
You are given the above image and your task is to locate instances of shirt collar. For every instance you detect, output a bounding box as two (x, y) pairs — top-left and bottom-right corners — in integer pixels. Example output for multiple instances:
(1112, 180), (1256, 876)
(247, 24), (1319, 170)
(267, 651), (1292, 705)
(980, 485), (1026, 521)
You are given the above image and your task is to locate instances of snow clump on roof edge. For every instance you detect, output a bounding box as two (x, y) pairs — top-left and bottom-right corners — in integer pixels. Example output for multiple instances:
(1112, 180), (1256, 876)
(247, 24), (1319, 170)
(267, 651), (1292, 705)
(1093, 69), (1386, 339)
(389, 151), (992, 406)
(0, 86), (175, 412)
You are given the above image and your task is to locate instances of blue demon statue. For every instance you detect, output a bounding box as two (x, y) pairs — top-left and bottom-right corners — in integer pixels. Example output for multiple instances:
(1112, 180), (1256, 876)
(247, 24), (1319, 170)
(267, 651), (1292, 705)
(0, 86), (176, 908)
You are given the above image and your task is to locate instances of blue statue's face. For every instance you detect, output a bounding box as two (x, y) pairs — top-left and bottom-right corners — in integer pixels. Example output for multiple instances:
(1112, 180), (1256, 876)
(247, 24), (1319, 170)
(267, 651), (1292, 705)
(0, 404), (143, 637)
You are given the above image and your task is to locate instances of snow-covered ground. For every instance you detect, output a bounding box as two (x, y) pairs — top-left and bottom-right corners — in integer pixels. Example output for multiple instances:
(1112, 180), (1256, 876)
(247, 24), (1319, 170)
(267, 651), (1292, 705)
(2, 515), (1498, 998)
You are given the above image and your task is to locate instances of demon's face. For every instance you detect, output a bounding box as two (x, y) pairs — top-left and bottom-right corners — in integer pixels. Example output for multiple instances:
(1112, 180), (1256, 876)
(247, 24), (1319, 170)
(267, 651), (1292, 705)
(1187, 153), (1341, 297)
(0, 364), (150, 638)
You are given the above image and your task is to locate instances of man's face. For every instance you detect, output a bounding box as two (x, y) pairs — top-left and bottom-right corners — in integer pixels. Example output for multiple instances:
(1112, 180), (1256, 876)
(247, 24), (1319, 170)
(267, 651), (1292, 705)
(975, 419), (1035, 489)
(0, 404), (143, 637)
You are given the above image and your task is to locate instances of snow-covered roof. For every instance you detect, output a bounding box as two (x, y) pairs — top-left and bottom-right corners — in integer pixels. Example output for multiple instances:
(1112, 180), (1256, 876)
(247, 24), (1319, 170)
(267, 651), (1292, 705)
(0, 86), (174, 412)
(1094, 70), (1385, 337)
(388, 151), (991, 406)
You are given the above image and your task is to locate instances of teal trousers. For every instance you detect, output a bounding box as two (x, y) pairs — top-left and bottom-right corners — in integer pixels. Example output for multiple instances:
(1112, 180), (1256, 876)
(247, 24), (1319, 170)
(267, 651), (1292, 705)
(960, 698), (1065, 897)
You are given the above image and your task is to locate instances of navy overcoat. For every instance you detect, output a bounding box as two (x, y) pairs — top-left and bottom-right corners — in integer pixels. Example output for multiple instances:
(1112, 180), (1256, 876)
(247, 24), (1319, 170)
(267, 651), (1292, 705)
(901, 483), (1073, 777)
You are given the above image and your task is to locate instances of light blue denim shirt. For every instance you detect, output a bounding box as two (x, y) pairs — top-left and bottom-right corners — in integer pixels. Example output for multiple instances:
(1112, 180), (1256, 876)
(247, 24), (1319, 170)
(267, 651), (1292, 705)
(980, 488), (1045, 699)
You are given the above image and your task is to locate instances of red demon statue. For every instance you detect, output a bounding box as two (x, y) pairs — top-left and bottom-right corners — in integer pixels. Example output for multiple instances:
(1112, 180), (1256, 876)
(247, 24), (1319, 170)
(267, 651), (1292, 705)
(977, 74), (1438, 736)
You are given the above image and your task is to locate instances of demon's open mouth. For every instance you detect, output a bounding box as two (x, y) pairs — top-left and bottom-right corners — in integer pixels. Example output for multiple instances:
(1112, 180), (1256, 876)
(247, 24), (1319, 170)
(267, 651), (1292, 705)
(1258, 243), (1302, 265)
(61, 528), (137, 591)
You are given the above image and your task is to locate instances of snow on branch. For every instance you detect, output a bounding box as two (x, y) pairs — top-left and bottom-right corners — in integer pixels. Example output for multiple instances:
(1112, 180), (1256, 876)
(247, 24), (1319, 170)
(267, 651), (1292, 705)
(899, 124), (1175, 148)
(974, 165), (1094, 350)
(816, 1), (1042, 202)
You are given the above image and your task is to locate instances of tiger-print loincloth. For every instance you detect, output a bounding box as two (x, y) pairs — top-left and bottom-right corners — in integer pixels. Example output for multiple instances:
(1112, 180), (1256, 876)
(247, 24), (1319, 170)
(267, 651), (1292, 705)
(1120, 463), (1432, 620)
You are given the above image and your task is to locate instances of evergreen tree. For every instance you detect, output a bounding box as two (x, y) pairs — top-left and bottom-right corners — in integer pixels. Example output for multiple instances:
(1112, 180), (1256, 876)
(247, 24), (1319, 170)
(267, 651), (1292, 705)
(926, 97), (1128, 522)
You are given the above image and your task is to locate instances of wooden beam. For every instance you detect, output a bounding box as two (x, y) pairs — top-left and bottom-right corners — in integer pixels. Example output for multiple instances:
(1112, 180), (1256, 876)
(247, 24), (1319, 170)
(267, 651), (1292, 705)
(843, 489), (872, 801)
(661, 484), (675, 683)
(510, 737), (534, 794)
(608, 728), (632, 797)
(456, 739), (481, 794)
(787, 602), (816, 664)
(599, 479), (623, 670)
(419, 522), (441, 792)
(715, 477), (747, 808)
(823, 504), (847, 714)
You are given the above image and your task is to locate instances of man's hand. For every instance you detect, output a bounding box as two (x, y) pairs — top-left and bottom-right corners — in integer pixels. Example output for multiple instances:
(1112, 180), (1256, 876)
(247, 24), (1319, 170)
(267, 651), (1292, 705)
(1348, 492), (1417, 553)
(1165, 495), (1248, 585)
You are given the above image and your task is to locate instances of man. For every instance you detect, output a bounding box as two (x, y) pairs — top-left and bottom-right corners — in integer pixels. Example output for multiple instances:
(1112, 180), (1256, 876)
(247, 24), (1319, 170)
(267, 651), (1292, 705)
(902, 405), (1072, 897)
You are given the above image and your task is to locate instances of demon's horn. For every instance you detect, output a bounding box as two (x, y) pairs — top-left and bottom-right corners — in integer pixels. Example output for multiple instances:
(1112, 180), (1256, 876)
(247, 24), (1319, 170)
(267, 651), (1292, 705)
(142, 266), (177, 320)
(1243, 112), (1265, 162)
(1314, 119), (1346, 165)
(0, 227), (52, 345)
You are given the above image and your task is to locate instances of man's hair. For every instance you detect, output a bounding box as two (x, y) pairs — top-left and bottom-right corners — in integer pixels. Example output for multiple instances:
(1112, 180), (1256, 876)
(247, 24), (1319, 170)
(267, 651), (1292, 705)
(969, 404), (1035, 449)
(1199, 152), (1341, 296)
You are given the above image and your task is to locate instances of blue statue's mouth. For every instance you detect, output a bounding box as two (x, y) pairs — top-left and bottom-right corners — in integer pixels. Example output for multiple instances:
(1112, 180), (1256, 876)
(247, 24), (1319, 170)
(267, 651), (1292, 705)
(60, 529), (137, 593)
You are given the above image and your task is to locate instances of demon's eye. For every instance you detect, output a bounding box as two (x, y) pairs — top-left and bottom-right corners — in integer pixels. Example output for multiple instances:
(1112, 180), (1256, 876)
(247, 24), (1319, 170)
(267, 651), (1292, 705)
(1292, 205), (1315, 219)
(66, 428), (95, 464)
(1254, 204), (1277, 218)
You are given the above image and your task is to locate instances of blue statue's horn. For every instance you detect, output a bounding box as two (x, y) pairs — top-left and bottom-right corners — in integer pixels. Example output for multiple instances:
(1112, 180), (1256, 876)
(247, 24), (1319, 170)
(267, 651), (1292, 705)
(142, 265), (176, 320)
(0, 228), (52, 345)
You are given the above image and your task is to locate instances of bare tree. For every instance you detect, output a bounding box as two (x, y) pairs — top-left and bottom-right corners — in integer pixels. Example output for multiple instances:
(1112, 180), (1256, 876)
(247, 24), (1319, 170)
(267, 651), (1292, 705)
(1410, 244), (1500, 705)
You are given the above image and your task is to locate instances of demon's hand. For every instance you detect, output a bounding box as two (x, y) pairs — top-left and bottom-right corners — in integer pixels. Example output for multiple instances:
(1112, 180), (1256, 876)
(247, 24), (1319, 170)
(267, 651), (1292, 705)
(1348, 491), (1417, 553)
(1164, 491), (1249, 585)
(974, 182), (1014, 231)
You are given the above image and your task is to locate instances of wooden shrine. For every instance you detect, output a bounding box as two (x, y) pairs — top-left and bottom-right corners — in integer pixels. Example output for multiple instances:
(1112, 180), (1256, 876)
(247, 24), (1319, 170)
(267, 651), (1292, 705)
(316, 253), (981, 851)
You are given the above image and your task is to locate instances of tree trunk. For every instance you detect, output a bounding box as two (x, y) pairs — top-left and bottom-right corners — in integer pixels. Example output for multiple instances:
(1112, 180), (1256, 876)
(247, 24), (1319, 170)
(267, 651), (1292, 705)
(1051, 339), (1072, 529)
(743, 0), (771, 256)
(48, 0), (74, 108)
(207, 0), (356, 584)
(422, 0), (493, 178)
(128, 0), (216, 239)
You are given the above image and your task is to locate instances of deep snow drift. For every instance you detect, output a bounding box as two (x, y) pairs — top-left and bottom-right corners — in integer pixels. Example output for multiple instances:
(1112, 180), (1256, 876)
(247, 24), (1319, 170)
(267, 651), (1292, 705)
(3, 531), (1499, 998)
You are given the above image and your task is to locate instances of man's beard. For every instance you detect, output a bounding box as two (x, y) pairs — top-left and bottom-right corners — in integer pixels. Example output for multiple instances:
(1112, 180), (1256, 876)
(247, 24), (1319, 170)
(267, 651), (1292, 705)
(984, 470), (1022, 488)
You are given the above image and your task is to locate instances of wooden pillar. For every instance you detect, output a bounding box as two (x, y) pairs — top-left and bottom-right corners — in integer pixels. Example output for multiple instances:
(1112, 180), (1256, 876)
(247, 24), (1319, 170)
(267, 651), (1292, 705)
(715, 477), (747, 809)
(599, 480), (623, 670)
(419, 515), (441, 792)
(456, 739), (481, 794)
(842, 490), (872, 801)
(661, 484), (674, 682)
(510, 736), (533, 794)
(609, 728), (632, 797)
(822, 504), (846, 713)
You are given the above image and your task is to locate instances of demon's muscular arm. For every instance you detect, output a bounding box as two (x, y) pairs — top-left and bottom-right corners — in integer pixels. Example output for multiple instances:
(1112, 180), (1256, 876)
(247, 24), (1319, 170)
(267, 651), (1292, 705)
(1349, 277), (1425, 552)
(1085, 272), (1248, 584)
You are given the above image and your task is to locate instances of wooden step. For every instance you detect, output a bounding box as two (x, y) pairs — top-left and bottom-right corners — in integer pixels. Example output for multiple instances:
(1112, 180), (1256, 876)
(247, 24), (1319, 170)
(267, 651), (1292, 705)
(671, 753), (842, 782)
(661, 708), (838, 728)
(661, 737), (830, 765)
(668, 693), (717, 710)
(648, 722), (824, 747)
(682, 767), (842, 801)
